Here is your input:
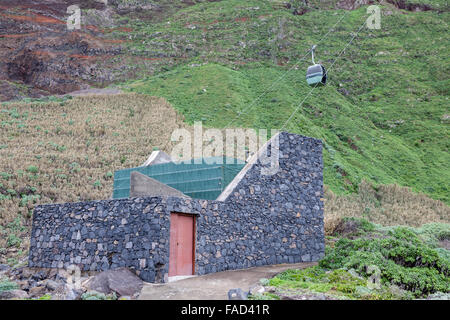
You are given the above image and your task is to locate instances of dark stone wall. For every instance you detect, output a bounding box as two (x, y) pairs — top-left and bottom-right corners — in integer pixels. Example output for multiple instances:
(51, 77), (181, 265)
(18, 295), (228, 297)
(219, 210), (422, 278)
(192, 132), (324, 274)
(29, 198), (171, 283)
(28, 132), (324, 283)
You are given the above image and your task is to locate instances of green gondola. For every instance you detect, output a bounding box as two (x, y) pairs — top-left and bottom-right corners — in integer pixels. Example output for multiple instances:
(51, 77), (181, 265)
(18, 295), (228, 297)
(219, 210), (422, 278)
(306, 45), (327, 86)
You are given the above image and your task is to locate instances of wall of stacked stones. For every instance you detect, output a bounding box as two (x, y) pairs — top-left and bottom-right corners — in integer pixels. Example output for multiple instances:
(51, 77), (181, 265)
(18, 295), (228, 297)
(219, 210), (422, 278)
(188, 132), (325, 275)
(29, 197), (171, 283)
(28, 132), (324, 283)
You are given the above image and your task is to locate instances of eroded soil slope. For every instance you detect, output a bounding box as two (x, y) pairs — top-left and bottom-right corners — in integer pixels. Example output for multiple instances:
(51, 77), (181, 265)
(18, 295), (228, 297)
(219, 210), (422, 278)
(0, 1), (125, 101)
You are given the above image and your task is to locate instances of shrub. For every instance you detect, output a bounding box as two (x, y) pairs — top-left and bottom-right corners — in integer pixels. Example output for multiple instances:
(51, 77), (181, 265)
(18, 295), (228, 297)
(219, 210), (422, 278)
(26, 166), (38, 174)
(332, 217), (376, 237)
(0, 172), (12, 180)
(7, 233), (22, 247)
(266, 266), (395, 299)
(20, 195), (40, 207)
(319, 226), (450, 297)
(104, 171), (113, 179)
(81, 291), (117, 300)
(0, 280), (18, 293)
(415, 223), (450, 247)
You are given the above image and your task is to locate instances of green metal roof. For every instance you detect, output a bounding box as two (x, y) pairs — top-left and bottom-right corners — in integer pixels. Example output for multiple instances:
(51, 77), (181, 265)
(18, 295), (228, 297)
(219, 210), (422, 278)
(113, 157), (245, 200)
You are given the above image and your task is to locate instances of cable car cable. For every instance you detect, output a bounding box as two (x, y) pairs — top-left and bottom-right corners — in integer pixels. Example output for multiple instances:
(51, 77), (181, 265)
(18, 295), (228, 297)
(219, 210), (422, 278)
(281, 19), (367, 131)
(161, 11), (362, 153)
(223, 10), (351, 129)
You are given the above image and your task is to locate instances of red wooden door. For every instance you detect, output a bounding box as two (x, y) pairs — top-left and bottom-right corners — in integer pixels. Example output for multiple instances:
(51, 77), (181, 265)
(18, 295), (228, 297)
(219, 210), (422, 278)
(169, 213), (195, 276)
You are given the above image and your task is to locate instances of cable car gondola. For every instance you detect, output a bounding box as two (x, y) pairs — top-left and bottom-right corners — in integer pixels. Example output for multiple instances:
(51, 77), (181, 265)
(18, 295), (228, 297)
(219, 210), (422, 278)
(306, 45), (327, 86)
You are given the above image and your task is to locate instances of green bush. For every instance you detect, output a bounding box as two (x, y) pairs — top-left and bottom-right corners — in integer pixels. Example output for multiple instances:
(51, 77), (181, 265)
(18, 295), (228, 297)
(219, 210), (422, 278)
(267, 266), (397, 299)
(415, 223), (450, 247)
(81, 291), (117, 300)
(319, 226), (450, 297)
(19, 195), (40, 207)
(0, 280), (18, 293)
(0, 172), (12, 180)
(26, 166), (38, 174)
(7, 233), (21, 247)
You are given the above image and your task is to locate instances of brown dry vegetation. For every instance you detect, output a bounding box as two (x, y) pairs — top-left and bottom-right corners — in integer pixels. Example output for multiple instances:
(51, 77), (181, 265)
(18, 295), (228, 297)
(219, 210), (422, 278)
(0, 93), (189, 260)
(324, 181), (450, 235)
(0, 93), (189, 214)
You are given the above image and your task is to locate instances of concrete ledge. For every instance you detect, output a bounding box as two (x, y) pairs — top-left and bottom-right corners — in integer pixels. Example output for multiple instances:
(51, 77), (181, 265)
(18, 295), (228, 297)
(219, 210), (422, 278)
(130, 171), (189, 198)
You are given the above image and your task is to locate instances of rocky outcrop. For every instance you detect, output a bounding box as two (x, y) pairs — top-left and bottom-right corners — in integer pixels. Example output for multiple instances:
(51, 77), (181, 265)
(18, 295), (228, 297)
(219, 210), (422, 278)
(2, 266), (142, 300)
(0, 289), (29, 300)
(84, 268), (143, 297)
(336, 0), (372, 10)
(0, 0), (123, 101)
(336, 0), (442, 12)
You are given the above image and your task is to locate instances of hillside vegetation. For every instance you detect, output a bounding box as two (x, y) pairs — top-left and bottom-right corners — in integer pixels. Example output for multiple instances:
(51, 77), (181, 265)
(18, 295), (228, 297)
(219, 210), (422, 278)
(114, 1), (449, 203)
(324, 181), (449, 234)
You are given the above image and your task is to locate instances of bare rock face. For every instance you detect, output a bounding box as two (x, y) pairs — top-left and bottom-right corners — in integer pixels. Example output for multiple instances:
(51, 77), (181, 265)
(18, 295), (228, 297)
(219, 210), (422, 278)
(84, 268), (143, 298)
(336, 0), (371, 10)
(228, 288), (249, 300)
(385, 0), (436, 12)
(29, 286), (47, 297)
(336, 0), (436, 12)
(0, 289), (29, 300)
(0, 0), (214, 101)
(0, 0), (122, 101)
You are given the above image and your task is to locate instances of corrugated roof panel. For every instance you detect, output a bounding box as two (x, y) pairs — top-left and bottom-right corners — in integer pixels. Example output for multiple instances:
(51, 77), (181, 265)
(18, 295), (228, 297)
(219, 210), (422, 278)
(112, 157), (245, 200)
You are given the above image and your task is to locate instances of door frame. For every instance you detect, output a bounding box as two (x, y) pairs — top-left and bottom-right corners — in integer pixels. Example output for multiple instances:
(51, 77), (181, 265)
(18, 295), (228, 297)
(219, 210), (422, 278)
(169, 212), (197, 276)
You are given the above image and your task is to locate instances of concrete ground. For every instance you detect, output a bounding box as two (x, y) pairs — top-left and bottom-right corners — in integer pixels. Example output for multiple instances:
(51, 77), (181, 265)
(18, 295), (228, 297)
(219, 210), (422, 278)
(139, 262), (316, 300)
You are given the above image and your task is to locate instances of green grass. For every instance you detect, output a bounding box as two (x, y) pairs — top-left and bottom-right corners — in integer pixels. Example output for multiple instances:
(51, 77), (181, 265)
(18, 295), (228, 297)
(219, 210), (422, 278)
(266, 265), (400, 299)
(127, 60), (450, 201)
(118, 2), (449, 202)
(269, 266), (365, 298)
(248, 292), (281, 300)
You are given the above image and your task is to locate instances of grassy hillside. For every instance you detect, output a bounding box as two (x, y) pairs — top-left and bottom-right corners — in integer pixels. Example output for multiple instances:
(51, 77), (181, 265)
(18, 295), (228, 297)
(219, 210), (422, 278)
(116, 1), (449, 203)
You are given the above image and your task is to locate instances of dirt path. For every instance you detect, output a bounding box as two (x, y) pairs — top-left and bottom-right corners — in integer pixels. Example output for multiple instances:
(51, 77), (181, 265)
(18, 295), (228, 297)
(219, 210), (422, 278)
(64, 87), (123, 97)
(138, 262), (316, 300)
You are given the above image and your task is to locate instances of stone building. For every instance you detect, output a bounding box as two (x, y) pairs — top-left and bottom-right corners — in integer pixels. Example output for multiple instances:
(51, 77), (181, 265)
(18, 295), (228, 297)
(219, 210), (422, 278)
(28, 132), (324, 282)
